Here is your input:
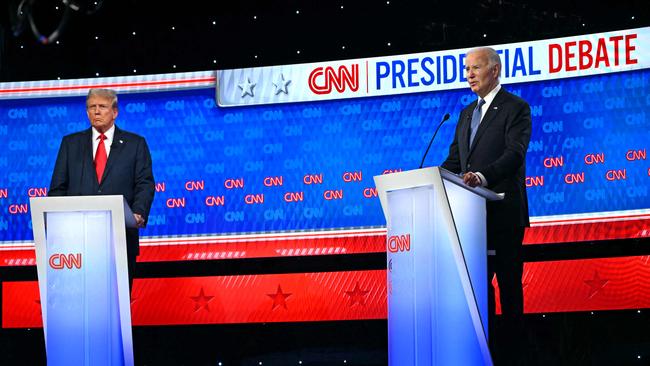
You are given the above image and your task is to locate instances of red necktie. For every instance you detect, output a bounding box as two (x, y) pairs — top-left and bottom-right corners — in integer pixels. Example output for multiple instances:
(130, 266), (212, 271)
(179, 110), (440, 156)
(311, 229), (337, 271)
(95, 133), (107, 183)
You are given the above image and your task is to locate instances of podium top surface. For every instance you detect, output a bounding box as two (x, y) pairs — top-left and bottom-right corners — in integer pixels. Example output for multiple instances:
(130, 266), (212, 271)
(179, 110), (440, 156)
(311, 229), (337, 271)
(29, 195), (137, 228)
(374, 167), (503, 201)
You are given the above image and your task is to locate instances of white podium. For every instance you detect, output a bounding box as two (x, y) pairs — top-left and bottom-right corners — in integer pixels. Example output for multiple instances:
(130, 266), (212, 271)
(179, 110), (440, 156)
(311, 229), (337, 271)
(374, 167), (502, 366)
(30, 195), (136, 366)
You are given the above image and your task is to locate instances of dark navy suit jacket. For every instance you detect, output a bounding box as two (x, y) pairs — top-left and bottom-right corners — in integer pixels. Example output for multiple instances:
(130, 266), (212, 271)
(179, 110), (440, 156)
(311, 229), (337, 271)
(49, 126), (155, 256)
(442, 88), (532, 248)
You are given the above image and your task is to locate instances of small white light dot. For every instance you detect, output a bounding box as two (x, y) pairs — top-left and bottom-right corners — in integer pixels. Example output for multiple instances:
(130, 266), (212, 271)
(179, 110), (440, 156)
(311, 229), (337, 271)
(218, 363), (222, 366)
(483, 33), (487, 38)
(590, 311), (594, 315)
(638, 355), (641, 359)
(56, 41), (60, 44)
(386, 1), (390, 4)
(638, 310), (642, 313)
(342, 45), (346, 50)
(95, 36), (99, 40)
(95, 72), (100, 76)
(296, 10), (300, 14)
(212, 20), (216, 25)
(57, 77), (61, 80)
(253, 15), (257, 20)
(299, 362), (302, 365)
(542, 314), (546, 318)
(20, 45), (24, 49)
(631, 16), (635, 20)
(340, 5), (344, 9)
(387, 42), (391, 46)
(94, 1), (98, 5)
(259, 363), (262, 366)
(213, 59), (217, 64)
(171, 26), (175, 30)
(173, 65), (176, 69)
(344, 361), (347, 364)
(254, 55), (258, 59)
(297, 50), (301, 54)
(133, 69), (137, 73)
(55, 6), (59, 10)
(132, 31), (136, 36)
(582, 23), (586, 27)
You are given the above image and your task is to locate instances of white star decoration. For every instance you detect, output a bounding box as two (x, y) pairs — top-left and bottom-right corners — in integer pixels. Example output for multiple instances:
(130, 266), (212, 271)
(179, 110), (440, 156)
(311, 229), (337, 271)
(238, 78), (256, 98)
(273, 73), (291, 95)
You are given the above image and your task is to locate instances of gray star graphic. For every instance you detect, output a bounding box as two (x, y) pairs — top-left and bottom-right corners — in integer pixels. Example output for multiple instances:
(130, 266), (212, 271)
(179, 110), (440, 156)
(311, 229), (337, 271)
(272, 73), (291, 95)
(238, 78), (256, 98)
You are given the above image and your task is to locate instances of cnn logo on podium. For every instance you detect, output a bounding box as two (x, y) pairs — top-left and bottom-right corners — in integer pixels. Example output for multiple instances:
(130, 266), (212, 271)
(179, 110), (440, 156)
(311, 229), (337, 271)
(49, 253), (82, 269)
(387, 234), (411, 253)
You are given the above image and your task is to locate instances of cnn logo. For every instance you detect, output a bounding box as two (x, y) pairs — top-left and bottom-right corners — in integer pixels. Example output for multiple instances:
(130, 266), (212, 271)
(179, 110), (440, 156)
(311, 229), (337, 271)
(308, 64), (359, 95)
(49, 253), (82, 269)
(387, 234), (411, 253)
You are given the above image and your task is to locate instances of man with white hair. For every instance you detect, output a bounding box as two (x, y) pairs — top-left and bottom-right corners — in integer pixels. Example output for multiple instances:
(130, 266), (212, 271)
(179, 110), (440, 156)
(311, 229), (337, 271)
(442, 46), (532, 362)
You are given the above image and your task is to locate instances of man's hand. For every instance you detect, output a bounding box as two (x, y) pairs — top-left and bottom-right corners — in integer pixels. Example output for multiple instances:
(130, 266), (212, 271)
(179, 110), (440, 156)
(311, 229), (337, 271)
(133, 213), (145, 228)
(462, 172), (482, 187)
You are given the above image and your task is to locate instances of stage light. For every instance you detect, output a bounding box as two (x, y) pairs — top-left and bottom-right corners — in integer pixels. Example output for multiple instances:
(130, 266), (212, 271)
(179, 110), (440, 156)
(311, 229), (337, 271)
(253, 15), (257, 20)
(387, 42), (391, 46)
(171, 26), (175, 30)
(95, 36), (99, 40)
(297, 50), (301, 54)
(296, 10), (300, 14)
(173, 65), (177, 69)
(133, 69), (137, 73)
(132, 31), (136, 36)
(95, 72), (99, 76)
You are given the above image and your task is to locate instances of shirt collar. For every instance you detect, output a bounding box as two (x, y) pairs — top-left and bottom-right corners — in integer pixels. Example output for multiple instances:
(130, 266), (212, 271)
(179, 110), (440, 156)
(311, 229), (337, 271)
(92, 125), (115, 142)
(480, 84), (501, 107)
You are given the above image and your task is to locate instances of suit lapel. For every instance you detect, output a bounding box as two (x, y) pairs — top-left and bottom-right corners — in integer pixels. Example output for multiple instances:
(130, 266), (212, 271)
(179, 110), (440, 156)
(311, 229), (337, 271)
(100, 126), (125, 185)
(81, 128), (99, 187)
(468, 89), (507, 157)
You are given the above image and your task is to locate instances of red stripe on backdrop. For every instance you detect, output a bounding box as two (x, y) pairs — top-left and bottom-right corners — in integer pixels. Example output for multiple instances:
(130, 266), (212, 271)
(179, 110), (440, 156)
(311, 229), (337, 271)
(2, 217), (650, 267)
(523, 217), (650, 244)
(4, 256), (650, 328)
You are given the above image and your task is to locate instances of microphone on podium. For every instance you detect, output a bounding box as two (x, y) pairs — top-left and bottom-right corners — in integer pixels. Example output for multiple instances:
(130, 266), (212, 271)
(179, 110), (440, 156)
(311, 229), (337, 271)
(418, 113), (450, 169)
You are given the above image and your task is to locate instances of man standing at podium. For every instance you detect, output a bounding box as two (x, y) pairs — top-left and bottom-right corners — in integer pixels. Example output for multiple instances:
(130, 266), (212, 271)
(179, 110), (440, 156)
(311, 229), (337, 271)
(49, 88), (155, 289)
(441, 47), (531, 360)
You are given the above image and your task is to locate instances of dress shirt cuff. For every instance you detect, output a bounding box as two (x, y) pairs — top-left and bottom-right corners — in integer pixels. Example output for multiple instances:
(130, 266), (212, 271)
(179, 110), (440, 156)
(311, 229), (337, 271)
(476, 172), (488, 187)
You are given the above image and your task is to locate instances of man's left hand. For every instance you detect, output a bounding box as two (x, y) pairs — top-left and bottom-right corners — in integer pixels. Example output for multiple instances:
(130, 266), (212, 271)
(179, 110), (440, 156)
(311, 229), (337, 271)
(133, 213), (145, 228)
(463, 172), (482, 187)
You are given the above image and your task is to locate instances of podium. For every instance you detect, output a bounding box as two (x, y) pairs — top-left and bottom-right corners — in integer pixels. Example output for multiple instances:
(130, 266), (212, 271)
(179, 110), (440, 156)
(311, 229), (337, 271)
(29, 195), (137, 366)
(374, 167), (502, 366)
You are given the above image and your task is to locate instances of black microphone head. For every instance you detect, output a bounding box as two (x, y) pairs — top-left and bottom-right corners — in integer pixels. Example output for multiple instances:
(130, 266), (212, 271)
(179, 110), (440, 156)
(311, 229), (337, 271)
(443, 113), (450, 122)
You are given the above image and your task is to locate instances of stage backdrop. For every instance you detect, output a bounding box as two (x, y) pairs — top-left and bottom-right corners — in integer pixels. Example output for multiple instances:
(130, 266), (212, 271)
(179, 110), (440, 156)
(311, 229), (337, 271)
(1, 27), (649, 327)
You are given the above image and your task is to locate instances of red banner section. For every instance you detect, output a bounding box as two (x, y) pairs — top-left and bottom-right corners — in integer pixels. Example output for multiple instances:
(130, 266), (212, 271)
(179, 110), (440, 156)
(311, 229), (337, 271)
(4, 256), (650, 328)
(524, 216), (650, 244)
(3, 270), (387, 328)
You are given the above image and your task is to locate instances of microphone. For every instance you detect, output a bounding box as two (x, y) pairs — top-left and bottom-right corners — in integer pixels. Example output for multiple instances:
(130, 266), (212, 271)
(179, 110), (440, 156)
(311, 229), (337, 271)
(419, 113), (450, 169)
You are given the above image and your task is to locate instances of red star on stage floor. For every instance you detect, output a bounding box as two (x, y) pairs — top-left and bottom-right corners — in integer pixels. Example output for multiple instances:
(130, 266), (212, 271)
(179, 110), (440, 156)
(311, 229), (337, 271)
(345, 282), (369, 306)
(267, 285), (292, 310)
(584, 271), (609, 299)
(190, 287), (215, 312)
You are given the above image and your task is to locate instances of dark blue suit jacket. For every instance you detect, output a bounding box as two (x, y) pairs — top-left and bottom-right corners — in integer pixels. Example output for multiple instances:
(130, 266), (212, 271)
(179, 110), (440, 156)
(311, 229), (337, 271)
(442, 88), (532, 239)
(49, 126), (155, 256)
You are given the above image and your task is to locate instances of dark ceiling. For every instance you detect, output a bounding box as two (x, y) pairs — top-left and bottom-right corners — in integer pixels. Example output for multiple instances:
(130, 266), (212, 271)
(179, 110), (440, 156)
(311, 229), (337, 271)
(0, 0), (648, 82)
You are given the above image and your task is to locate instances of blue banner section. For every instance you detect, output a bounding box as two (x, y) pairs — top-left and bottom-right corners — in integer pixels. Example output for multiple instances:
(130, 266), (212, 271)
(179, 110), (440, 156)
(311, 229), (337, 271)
(0, 69), (648, 241)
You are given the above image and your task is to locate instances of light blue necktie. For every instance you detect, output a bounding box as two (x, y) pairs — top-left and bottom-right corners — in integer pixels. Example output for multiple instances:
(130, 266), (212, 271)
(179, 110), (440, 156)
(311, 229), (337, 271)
(469, 98), (485, 147)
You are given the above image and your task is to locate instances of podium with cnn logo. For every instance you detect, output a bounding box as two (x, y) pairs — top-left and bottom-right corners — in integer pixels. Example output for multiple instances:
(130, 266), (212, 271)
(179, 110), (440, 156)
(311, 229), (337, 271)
(374, 167), (503, 366)
(30, 195), (136, 366)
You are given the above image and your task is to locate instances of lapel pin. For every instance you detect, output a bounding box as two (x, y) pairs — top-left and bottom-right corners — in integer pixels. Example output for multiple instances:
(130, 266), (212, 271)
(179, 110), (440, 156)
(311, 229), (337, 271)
(119, 140), (124, 144)
(493, 106), (498, 110)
